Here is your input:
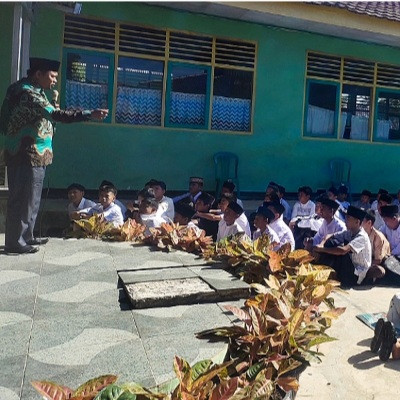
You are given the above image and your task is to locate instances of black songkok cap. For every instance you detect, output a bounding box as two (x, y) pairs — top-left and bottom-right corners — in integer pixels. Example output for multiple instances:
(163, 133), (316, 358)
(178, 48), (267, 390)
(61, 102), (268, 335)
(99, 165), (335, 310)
(380, 205), (399, 218)
(175, 203), (196, 220)
(320, 197), (340, 211)
(378, 188), (389, 195)
(256, 206), (275, 223)
(29, 57), (60, 72)
(346, 206), (367, 221)
(227, 201), (243, 215)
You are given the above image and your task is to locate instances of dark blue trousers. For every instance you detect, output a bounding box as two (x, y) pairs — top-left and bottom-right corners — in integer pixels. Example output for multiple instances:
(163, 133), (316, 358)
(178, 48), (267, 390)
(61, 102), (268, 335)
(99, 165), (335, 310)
(5, 164), (46, 250)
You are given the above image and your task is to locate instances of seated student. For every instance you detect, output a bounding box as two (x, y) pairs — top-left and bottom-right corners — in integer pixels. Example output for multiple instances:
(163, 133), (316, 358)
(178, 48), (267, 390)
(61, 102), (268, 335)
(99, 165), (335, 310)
(71, 185), (124, 227)
(217, 202), (245, 241)
(290, 186), (315, 222)
(267, 202), (295, 251)
(252, 206), (280, 246)
(304, 197), (346, 251)
(371, 189), (389, 211)
(99, 180), (127, 218)
(337, 184), (350, 219)
(149, 180), (174, 222)
(277, 185), (291, 223)
(370, 293), (400, 361)
(138, 197), (166, 235)
(67, 183), (96, 220)
(125, 187), (155, 220)
(353, 189), (372, 210)
(221, 180), (243, 208)
(379, 205), (400, 286)
(374, 193), (392, 230)
(193, 192), (219, 241)
(313, 206), (371, 286)
(196, 193), (251, 237)
(172, 176), (203, 206)
(362, 209), (391, 282)
(290, 186), (316, 248)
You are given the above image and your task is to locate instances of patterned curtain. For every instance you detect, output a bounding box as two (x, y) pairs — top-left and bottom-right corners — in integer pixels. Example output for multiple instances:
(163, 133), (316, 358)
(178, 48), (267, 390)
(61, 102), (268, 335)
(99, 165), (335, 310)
(212, 96), (251, 131)
(65, 80), (108, 111)
(169, 92), (206, 126)
(116, 87), (161, 125)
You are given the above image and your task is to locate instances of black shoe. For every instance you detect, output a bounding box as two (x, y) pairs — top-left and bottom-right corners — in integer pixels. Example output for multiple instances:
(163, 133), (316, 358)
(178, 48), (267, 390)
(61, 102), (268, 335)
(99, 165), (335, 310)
(4, 245), (39, 255)
(370, 318), (385, 353)
(379, 321), (397, 361)
(26, 237), (49, 246)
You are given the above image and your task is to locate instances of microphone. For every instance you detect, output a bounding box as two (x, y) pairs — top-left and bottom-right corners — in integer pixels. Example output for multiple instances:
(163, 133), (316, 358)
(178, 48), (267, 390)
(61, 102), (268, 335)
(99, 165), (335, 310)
(52, 90), (59, 109)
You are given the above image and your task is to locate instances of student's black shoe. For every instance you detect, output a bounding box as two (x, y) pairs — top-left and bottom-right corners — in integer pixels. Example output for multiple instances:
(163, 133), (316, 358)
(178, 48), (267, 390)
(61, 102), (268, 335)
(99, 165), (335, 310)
(370, 318), (385, 353)
(4, 245), (39, 255)
(26, 237), (49, 246)
(379, 321), (397, 362)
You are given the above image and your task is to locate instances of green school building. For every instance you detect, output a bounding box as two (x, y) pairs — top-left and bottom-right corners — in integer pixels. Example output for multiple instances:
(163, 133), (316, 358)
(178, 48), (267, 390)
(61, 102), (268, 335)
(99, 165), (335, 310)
(1, 1), (400, 196)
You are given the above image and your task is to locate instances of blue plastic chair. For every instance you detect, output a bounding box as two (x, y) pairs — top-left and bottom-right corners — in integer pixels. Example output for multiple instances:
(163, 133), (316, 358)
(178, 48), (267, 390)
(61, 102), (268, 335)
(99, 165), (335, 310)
(329, 157), (351, 195)
(214, 152), (239, 198)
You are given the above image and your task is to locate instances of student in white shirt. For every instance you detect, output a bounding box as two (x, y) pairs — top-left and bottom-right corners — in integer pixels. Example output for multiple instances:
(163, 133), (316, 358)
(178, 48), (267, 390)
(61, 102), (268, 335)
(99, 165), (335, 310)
(217, 202), (245, 241)
(71, 185), (124, 227)
(98, 180), (127, 218)
(149, 180), (174, 222)
(252, 206), (280, 246)
(277, 185), (291, 224)
(138, 197), (166, 235)
(304, 197), (346, 250)
(174, 202), (202, 236)
(374, 193), (392, 231)
(352, 189), (372, 210)
(371, 189), (389, 211)
(268, 202), (295, 251)
(314, 206), (371, 286)
(67, 183), (96, 219)
(291, 186), (315, 222)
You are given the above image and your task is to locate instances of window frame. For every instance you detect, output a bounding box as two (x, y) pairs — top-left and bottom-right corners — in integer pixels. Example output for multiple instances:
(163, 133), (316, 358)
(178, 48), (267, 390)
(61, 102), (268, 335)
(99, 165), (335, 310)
(373, 87), (400, 143)
(303, 78), (340, 139)
(165, 61), (212, 130)
(61, 48), (115, 124)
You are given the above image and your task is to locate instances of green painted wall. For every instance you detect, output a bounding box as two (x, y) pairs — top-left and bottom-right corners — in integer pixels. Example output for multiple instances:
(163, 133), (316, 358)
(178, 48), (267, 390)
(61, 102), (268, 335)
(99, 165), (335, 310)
(0, 4), (13, 110)
(2, 2), (400, 194)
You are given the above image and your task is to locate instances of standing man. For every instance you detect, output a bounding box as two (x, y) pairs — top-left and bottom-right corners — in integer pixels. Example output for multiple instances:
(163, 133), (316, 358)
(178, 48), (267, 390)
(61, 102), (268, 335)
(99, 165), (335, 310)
(0, 57), (108, 254)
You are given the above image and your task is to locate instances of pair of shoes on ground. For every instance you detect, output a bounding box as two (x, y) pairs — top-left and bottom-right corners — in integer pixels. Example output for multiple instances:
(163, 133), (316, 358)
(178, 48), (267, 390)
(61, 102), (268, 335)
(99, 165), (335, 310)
(4, 237), (49, 255)
(4, 245), (39, 254)
(370, 318), (397, 361)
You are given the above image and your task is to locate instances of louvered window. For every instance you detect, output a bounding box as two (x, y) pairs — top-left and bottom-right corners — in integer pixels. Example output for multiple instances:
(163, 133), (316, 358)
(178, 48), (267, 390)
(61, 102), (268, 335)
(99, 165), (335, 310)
(63, 15), (256, 132)
(377, 63), (400, 89)
(306, 52), (341, 80)
(64, 15), (115, 51)
(343, 58), (374, 84)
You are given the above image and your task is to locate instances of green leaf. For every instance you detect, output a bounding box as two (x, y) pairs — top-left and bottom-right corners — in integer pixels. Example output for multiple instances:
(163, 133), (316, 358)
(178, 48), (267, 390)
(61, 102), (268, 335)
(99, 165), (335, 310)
(74, 375), (118, 397)
(190, 359), (213, 382)
(94, 385), (133, 400)
(306, 334), (337, 349)
(31, 381), (71, 400)
(246, 362), (264, 381)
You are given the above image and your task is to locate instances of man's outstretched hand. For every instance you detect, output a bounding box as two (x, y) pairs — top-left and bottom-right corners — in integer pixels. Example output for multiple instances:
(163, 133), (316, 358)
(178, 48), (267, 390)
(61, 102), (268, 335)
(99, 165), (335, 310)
(91, 109), (109, 121)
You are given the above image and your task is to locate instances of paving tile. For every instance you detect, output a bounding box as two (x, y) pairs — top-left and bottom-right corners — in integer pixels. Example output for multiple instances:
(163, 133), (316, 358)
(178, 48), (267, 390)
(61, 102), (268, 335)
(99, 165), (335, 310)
(132, 303), (232, 339)
(0, 317), (31, 359)
(0, 356), (25, 399)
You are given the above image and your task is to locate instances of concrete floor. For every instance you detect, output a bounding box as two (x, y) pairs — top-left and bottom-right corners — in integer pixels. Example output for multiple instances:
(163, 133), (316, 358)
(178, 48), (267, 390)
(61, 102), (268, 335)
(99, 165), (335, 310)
(0, 234), (399, 400)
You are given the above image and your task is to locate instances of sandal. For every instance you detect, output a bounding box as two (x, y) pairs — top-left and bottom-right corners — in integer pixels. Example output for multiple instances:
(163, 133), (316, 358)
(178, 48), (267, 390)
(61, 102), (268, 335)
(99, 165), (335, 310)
(379, 321), (397, 361)
(370, 318), (385, 353)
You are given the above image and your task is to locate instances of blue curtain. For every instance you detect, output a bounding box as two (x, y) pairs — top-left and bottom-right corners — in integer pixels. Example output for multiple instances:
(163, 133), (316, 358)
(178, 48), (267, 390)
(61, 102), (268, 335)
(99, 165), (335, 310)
(212, 96), (251, 131)
(65, 80), (108, 111)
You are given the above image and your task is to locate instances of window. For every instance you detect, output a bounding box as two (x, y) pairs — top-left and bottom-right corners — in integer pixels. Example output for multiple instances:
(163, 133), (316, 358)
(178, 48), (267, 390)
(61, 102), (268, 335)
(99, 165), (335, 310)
(62, 15), (256, 133)
(304, 51), (400, 144)
(63, 50), (113, 123)
(166, 63), (211, 129)
(116, 57), (164, 126)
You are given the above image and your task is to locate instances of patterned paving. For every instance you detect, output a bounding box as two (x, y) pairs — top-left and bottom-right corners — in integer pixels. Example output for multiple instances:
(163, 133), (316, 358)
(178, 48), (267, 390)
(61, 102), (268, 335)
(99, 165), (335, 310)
(0, 236), (232, 400)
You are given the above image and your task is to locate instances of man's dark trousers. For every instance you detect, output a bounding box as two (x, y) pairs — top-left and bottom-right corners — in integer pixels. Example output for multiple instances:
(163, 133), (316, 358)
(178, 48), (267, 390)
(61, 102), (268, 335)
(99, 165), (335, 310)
(5, 164), (46, 250)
